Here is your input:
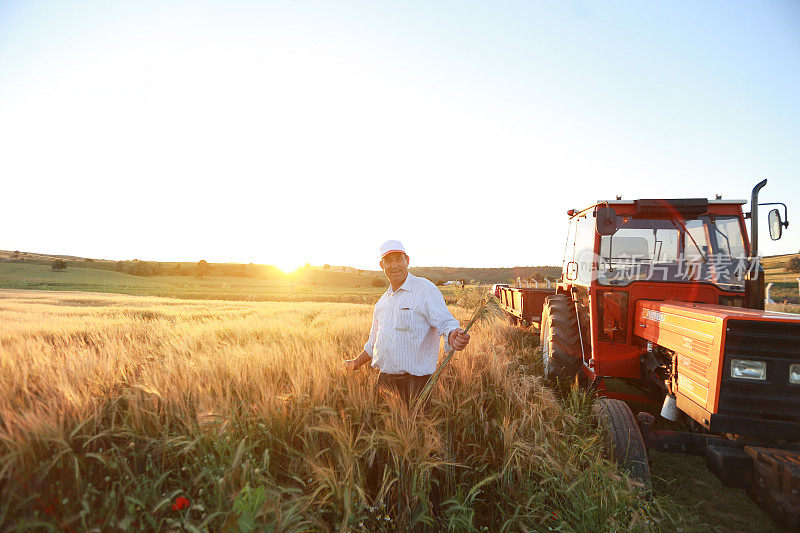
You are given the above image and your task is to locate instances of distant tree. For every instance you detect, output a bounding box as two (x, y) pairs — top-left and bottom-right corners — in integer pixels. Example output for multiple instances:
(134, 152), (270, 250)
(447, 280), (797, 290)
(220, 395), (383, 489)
(323, 264), (330, 271)
(84, 258), (94, 262)
(788, 256), (800, 273)
(129, 261), (158, 276)
(11, 250), (20, 259)
(197, 259), (209, 279)
(52, 259), (67, 271)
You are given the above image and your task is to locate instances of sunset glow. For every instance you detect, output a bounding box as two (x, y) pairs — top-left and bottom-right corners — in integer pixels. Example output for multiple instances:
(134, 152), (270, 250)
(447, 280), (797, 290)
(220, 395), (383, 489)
(276, 262), (304, 275)
(0, 1), (797, 267)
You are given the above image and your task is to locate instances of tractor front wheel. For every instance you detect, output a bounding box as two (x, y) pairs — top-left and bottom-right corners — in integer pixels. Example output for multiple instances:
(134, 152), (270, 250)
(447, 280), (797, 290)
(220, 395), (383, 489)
(592, 398), (653, 494)
(539, 294), (581, 382)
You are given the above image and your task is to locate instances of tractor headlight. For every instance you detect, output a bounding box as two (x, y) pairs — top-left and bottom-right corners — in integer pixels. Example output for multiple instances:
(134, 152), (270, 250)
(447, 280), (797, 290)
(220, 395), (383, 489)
(730, 359), (766, 381)
(790, 364), (800, 385)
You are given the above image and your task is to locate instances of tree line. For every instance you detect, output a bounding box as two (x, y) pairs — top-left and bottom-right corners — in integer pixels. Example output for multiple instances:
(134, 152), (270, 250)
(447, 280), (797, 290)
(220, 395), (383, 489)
(115, 260), (283, 279)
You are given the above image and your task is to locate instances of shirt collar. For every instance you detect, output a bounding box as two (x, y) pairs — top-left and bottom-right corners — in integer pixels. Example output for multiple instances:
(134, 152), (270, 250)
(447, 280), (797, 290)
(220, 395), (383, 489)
(390, 272), (414, 295)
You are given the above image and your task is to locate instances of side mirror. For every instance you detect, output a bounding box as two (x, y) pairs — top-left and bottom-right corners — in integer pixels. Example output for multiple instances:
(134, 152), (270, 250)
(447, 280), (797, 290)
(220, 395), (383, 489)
(596, 206), (617, 236)
(768, 208), (783, 240)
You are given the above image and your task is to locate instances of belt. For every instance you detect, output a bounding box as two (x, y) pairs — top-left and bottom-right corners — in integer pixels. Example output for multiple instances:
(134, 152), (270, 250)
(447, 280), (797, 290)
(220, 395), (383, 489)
(379, 372), (430, 381)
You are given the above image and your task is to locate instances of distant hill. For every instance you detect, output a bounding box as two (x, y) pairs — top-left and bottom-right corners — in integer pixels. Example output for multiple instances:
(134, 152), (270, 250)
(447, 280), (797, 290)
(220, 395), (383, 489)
(762, 252), (800, 282)
(0, 249), (107, 262)
(409, 266), (561, 285)
(762, 252), (800, 304)
(0, 249), (560, 286)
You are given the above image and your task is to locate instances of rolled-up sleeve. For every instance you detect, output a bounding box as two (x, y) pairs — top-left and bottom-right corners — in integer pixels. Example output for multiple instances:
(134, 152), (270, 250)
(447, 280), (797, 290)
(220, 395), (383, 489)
(425, 285), (461, 347)
(363, 307), (379, 357)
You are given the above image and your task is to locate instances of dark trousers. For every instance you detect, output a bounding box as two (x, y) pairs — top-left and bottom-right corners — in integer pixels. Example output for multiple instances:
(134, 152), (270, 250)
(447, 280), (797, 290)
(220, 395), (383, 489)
(377, 372), (432, 404)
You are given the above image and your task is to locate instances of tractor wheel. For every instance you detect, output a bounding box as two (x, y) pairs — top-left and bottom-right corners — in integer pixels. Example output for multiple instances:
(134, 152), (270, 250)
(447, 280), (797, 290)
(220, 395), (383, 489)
(539, 294), (581, 382)
(592, 398), (653, 494)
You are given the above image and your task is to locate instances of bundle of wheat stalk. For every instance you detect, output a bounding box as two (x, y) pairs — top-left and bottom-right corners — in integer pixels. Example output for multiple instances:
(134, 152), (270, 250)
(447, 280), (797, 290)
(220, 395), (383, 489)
(415, 294), (505, 410)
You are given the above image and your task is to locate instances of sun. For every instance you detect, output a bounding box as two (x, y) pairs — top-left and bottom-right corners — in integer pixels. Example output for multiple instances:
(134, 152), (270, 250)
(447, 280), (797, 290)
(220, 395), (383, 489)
(276, 262), (304, 274)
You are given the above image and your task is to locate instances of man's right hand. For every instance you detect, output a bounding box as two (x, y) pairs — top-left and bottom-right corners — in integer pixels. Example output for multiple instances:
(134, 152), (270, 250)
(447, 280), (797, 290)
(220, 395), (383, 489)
(343, 350), (371, 373)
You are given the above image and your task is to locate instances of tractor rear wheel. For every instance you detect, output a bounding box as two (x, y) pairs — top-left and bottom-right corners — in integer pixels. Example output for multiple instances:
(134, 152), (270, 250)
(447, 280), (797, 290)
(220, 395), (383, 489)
(539, 294), (581, 382)
(592, 398), (652, 494)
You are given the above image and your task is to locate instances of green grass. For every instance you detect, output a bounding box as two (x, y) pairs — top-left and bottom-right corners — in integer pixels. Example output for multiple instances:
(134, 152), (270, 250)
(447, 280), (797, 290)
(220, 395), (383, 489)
(0, 262), (173, 290)
(763, 253), (800, 303)
(649, 452), (781, 533)
(0, 263), (389, 303)
(766, 281), (800, 304)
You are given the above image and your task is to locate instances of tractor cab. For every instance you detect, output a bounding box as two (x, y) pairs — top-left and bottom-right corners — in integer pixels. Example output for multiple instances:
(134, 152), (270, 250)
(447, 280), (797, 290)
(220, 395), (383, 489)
(556, 196), (761, 380)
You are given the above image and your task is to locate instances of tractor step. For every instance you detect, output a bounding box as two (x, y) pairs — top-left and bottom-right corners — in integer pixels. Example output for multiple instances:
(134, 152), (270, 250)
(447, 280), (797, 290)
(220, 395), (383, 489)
(706, 445), (752, 489)
(744, 446), (800, 530)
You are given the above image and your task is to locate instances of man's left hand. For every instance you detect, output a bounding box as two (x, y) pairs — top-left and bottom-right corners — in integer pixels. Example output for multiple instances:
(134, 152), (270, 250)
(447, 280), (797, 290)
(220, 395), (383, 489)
(448, 328), (470, 351)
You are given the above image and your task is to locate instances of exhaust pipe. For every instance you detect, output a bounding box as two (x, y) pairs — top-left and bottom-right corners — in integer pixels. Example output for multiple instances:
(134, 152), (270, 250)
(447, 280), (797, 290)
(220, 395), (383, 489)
(746, 179), (767, 310)
(750, 178), (767, 259)
(660, 394), (680, 421)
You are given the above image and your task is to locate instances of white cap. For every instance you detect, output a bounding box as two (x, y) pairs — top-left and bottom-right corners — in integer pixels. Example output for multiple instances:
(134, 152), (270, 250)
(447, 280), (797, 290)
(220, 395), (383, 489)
(379, 240), (407, 259)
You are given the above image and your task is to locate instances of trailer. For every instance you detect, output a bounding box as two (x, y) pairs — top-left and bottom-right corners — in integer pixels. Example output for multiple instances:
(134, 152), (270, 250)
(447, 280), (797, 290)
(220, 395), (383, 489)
(496, 285), (555, 327)
(501, 180), (800, 528)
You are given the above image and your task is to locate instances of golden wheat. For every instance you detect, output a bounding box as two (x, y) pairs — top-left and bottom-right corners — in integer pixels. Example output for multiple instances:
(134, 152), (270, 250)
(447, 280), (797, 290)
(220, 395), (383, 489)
(0, 289), (672, 531)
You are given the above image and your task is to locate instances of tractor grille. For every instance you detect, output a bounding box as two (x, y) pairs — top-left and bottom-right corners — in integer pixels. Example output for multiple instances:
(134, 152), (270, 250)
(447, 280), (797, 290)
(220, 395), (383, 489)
(718, 320), (800, 424)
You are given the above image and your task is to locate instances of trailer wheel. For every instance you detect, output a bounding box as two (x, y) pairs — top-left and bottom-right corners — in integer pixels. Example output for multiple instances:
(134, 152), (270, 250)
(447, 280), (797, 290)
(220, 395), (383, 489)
(539, 294), (581, 382)
(592, 398), (652, 494)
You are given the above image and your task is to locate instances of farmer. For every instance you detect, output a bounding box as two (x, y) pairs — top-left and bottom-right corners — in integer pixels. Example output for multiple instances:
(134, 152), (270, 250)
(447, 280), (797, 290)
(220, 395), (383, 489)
(342, 240), (470, 401)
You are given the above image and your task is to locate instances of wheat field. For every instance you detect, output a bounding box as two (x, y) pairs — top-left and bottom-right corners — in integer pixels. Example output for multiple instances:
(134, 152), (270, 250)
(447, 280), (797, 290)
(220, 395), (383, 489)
(0, 289), (677, 531)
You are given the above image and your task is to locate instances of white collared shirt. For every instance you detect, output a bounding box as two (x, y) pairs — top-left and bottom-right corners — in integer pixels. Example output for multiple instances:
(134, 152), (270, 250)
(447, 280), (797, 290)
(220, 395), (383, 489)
(363, 273), (461, 376)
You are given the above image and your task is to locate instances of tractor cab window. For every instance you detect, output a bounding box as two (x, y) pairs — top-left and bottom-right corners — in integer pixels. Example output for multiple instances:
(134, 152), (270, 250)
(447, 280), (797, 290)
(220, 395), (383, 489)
(683, 219), (707, 262)
(561, 217), (578, 280)
(709, 216), (746, 259)
(574, 215), (596, 285)
(597, 215), (747, 290)
(562, 215), (598, 285)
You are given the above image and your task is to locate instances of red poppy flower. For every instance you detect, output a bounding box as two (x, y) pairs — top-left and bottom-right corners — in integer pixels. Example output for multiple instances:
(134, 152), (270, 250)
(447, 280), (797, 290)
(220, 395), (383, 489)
(171, 497), (189, 511)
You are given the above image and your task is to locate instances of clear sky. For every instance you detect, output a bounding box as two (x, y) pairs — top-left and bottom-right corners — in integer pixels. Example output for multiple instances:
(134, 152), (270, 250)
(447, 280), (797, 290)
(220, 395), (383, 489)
(1, 1), (798, 271)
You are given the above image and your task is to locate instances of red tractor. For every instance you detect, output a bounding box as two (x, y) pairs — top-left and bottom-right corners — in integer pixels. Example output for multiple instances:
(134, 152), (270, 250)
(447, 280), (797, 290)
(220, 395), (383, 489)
(532, 180), (799, 527)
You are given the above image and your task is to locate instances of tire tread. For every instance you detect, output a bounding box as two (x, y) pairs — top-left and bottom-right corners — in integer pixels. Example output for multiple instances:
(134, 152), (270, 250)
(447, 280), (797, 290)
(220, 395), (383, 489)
(592, 398), (652, 493)
(540, 294), (582, 381)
